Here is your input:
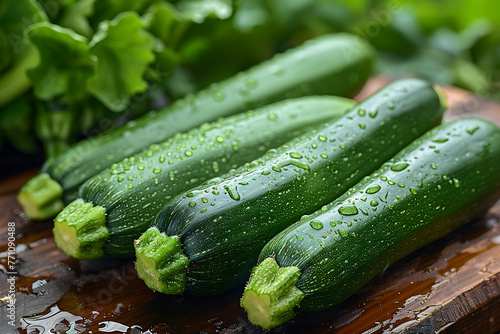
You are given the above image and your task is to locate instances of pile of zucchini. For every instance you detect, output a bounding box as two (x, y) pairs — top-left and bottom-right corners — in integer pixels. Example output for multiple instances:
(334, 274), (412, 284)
(18, 33), (500, 330)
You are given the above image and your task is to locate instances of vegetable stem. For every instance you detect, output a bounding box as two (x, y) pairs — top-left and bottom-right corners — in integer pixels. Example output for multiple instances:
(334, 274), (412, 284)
(241, 257), (304, 329)
(134, 227), (190, 294)
(53, 199), (108, 259)
(17, 173), (64, 220)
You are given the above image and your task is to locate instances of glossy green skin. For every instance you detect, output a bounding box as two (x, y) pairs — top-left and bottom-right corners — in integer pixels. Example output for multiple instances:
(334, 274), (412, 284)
(40, 33), (374, 203)
(156, 78), (445, 296)
(261, 118), (500, 314)
(79, 97), (355, 257)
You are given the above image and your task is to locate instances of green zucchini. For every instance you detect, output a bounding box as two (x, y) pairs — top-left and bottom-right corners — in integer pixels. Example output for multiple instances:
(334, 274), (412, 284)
(241, 118), (500, 329)
(52, 96), (357, 259)
(18, 33), (375, 220)
(134, 78), (446, 296)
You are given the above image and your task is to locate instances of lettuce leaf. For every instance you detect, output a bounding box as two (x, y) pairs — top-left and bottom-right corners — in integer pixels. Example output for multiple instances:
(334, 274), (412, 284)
(26, 22), (96, 102)
(87, 12), (154, 111)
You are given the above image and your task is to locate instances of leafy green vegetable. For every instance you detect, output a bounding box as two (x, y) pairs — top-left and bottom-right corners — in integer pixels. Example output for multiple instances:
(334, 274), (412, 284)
(26, 23), (95, 102)
(0, 0), (47, 106)
(58, 0), (96, 38)
(87, 12), (155, 111)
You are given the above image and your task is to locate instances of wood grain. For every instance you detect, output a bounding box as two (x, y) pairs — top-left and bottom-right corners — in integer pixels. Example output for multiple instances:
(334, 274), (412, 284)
(1, 77), (500, 334)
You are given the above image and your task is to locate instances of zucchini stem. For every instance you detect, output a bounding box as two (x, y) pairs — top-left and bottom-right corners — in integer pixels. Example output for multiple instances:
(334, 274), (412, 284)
(18, 173), (64, 220)
(241, 257), (304, 329)
(53, 199), (109, 259)
(134, 227), (190, 294)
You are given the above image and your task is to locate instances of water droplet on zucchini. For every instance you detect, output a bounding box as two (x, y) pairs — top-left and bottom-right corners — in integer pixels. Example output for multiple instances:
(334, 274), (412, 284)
(339, 205), (358, 216)
(310, 221), (324, 230)
(366, 185), (381, 194)
(391, 163), (409, 171)
(339, 229), (348, 238)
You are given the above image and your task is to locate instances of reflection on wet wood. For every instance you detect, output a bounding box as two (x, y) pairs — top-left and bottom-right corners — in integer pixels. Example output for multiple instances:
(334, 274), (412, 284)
(1, 77), (500, 334)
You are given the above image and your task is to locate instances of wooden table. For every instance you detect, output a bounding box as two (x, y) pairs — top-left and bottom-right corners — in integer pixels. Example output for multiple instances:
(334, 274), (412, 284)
(1, 77), (500, 334)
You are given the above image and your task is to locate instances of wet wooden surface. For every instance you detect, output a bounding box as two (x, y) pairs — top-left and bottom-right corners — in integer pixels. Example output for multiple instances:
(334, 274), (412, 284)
(1, 77), (500, 334)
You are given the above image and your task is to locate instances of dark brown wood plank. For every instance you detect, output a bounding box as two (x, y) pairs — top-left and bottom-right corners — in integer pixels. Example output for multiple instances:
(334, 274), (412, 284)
(1, 77), (500, 334)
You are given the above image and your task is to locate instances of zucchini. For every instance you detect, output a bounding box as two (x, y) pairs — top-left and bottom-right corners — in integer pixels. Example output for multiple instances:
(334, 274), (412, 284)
(241, 118), (500, 329)
(134, 78), (446, 296)
(18, 33), (375, 220)
(52, 96), (356, 259)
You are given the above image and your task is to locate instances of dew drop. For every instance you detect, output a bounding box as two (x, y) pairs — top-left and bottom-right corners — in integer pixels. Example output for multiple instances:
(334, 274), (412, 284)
(339, 229), (348, 238)
(467, 126), (479, 135)
(212, 91), (225, 101)
(318, 135), (327, 142)
(339, 205), (358, 216)
(245, 78), (257, 88)
(357, 109), (366, 117)
(391, 163), (409, 171)
(310, 221), (324, 230)
(290, 152), (303, 159)
(366, 185), (381, 194)
(153, 168), (161, 174)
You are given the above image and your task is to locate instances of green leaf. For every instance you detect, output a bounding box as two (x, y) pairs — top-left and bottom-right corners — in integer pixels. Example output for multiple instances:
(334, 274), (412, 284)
(87, 12), (155, 111)
(26, 22), (96, 102)
(176, 0), (233, 23)
(143, 2), (182, 43)
(0, 0), (48, 53)
(58, 0), (96, 38)
(0, 0), (47, 105)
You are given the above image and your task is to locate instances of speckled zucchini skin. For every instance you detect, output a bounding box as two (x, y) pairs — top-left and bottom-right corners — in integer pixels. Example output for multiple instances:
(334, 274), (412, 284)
(38, 33), (375, 204)
(154, 78), (445, 296)
(78, 97), (356, 257)
(259, 118), (500, 315)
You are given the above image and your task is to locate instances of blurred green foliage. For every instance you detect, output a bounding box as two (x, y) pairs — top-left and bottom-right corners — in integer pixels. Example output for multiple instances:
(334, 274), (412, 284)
(0, 0), (498, 159)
